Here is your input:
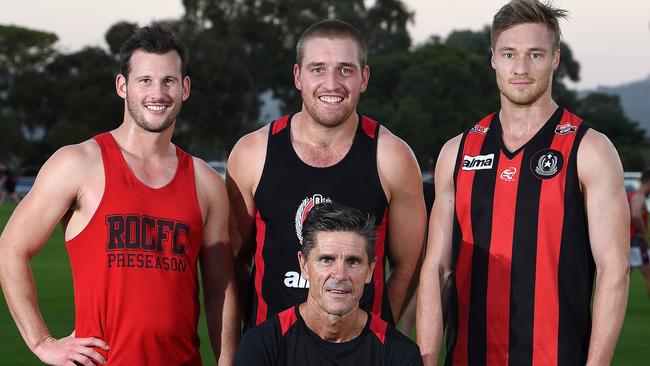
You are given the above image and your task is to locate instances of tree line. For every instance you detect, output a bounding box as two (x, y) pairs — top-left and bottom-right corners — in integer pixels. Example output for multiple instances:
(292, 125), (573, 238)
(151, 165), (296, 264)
(0, 0), (645, 172)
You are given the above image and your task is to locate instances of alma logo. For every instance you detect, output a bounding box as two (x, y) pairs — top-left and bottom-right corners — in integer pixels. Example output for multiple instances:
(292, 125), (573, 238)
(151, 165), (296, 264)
(462, 154), (495, 171)
(284, 271), (310, 288)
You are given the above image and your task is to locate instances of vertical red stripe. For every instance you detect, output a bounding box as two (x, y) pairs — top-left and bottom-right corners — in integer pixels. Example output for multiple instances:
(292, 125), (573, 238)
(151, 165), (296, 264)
(254, 211), (268, 324)
(372, 212), (388, 316)
(485, 152), (522, 365)
(452, 114), (492, 363)
(532, 110), (581, 365)
(369, 313), (388, 344)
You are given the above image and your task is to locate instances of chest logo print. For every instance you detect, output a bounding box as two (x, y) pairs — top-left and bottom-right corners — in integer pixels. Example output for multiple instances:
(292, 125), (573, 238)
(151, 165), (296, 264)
(500, 167), (517, 181)
(531, 149), (564, 179)
(295, 194), (332, 243)
(555, 122), (578, 135)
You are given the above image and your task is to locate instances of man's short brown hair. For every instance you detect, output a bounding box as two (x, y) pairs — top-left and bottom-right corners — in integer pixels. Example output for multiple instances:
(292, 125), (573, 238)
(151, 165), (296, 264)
(296, 19), (367, 68)
(491, 0), (568, 50)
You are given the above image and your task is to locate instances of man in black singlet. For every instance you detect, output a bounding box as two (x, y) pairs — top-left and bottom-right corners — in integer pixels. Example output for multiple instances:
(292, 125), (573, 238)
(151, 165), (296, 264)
(227, 19), (426, 331)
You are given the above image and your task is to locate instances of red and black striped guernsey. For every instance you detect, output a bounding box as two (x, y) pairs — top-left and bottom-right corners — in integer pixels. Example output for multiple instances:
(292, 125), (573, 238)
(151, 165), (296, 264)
(246, 114), (391, 330)
(447, 108), (594, 366)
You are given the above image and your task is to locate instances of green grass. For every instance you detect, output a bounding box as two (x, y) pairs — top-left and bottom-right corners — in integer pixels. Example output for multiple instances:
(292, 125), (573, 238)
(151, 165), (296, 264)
(2, 202), (649, 365)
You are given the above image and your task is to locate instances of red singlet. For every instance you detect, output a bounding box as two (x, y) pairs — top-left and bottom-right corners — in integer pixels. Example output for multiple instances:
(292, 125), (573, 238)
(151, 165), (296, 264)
(66, 133), (204, 365)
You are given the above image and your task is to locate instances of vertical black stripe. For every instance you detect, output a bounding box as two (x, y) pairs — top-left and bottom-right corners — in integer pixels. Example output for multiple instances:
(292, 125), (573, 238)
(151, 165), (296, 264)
(467, 127), (499, 365)
(557, 123), (593, 365)
(506, 121), (556, 365)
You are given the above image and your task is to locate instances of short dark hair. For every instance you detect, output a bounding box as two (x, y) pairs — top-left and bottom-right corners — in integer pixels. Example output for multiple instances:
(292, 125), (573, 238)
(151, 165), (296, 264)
(491, 0), (568, 50)
(119, 22), (188, 80)
(301, 202), (376, 263)
(296, 19), (367, 68)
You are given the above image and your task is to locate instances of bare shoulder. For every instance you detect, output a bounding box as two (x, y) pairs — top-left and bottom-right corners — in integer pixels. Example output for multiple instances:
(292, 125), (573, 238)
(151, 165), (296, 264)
(434, 134), (462, 187)
(577, 129), (623, 185)
(227, 124), (270, 192)
(37, 139), (101, 185)
(376, 126), (417, 163)
(376, 126), (420, 177)
(228, 125), (269, 168)
(192, 157), (228, 200)
(438, 135), (462, 167)
(376, 126), (422, 199)
(26, 139), (102, 209)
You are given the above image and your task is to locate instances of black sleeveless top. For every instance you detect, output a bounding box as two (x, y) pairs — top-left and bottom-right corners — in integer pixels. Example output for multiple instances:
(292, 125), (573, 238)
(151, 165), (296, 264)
(246, 114), (391, 330)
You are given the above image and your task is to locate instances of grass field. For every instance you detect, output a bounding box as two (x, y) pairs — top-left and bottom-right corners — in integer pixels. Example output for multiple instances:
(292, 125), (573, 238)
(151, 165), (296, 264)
(1, 202), (648, 365)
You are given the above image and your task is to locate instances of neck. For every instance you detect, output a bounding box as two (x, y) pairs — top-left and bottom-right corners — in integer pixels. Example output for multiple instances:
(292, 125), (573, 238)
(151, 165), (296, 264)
(112, 119), (176, 159)
(299, 302), (367, 343)
(498, 96), (558, 134)
(292, 110), (358, 148)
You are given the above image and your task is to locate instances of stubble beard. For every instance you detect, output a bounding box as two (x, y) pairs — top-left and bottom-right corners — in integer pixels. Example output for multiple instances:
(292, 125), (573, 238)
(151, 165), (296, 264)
(304, 91), (357, 129)
(126, 94), (180, 133)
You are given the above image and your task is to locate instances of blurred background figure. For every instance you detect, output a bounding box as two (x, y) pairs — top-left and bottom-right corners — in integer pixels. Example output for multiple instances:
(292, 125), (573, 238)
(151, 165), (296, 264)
(627, 168), (650, 299)
(0, 164), (20, 205)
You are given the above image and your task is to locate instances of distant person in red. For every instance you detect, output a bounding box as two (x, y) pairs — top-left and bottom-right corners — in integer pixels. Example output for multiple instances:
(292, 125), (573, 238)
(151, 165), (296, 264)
(0, 23), (238, 365)
(628, 168), (650, 299)
(234, 202), (423, 366)
(417, 1), (629, 365)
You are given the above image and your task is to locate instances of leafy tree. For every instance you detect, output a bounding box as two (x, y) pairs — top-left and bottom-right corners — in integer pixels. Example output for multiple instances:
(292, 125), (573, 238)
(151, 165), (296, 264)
(575, 92), (646, 170)
(362, 43), (498, 166)
(105, 21), (139, 57)
(0, 25), (59, 165)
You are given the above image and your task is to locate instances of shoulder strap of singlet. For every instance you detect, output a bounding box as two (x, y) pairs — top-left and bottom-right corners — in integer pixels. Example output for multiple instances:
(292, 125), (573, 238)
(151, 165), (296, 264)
(270, 115), (290, 136)
(369, 312), (388, 344)
(360, 115), (380, 139)
(92, 132), (123, 187)
(278, 306), (298, 336)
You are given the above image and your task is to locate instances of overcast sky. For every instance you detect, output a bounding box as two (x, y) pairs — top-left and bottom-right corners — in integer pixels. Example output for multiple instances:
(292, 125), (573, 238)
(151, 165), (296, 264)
(1, 0), (649, 90)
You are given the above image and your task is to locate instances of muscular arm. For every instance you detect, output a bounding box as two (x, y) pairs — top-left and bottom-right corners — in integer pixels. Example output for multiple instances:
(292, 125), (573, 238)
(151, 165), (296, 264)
(578, 131), (629, 366)
(377, 129), (427, 321)
(195, 160), (240, 365)
(226, 128), (268, 316)
(0, 144), (108, 365)
(416, 136), (460, 366)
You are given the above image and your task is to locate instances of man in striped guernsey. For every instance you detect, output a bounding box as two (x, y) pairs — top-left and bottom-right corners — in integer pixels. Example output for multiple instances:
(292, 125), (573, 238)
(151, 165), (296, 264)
(417, 1), (630, 365)
(227, 19), (426, 331)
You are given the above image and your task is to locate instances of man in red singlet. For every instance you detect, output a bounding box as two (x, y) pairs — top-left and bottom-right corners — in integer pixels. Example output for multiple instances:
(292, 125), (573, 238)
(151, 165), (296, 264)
(628, 168), (650, 299)
(0, 24), (238, 365)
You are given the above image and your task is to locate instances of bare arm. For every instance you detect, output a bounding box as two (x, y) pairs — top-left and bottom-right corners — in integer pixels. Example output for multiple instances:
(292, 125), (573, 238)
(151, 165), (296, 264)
(416, 136), (460, 366)
(226, 127), (268, 316)
(0, 144), (108, 366)
(195, 159), (239, 365)
(377, 128), (427, 321)
(578, 130), (629, 366)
